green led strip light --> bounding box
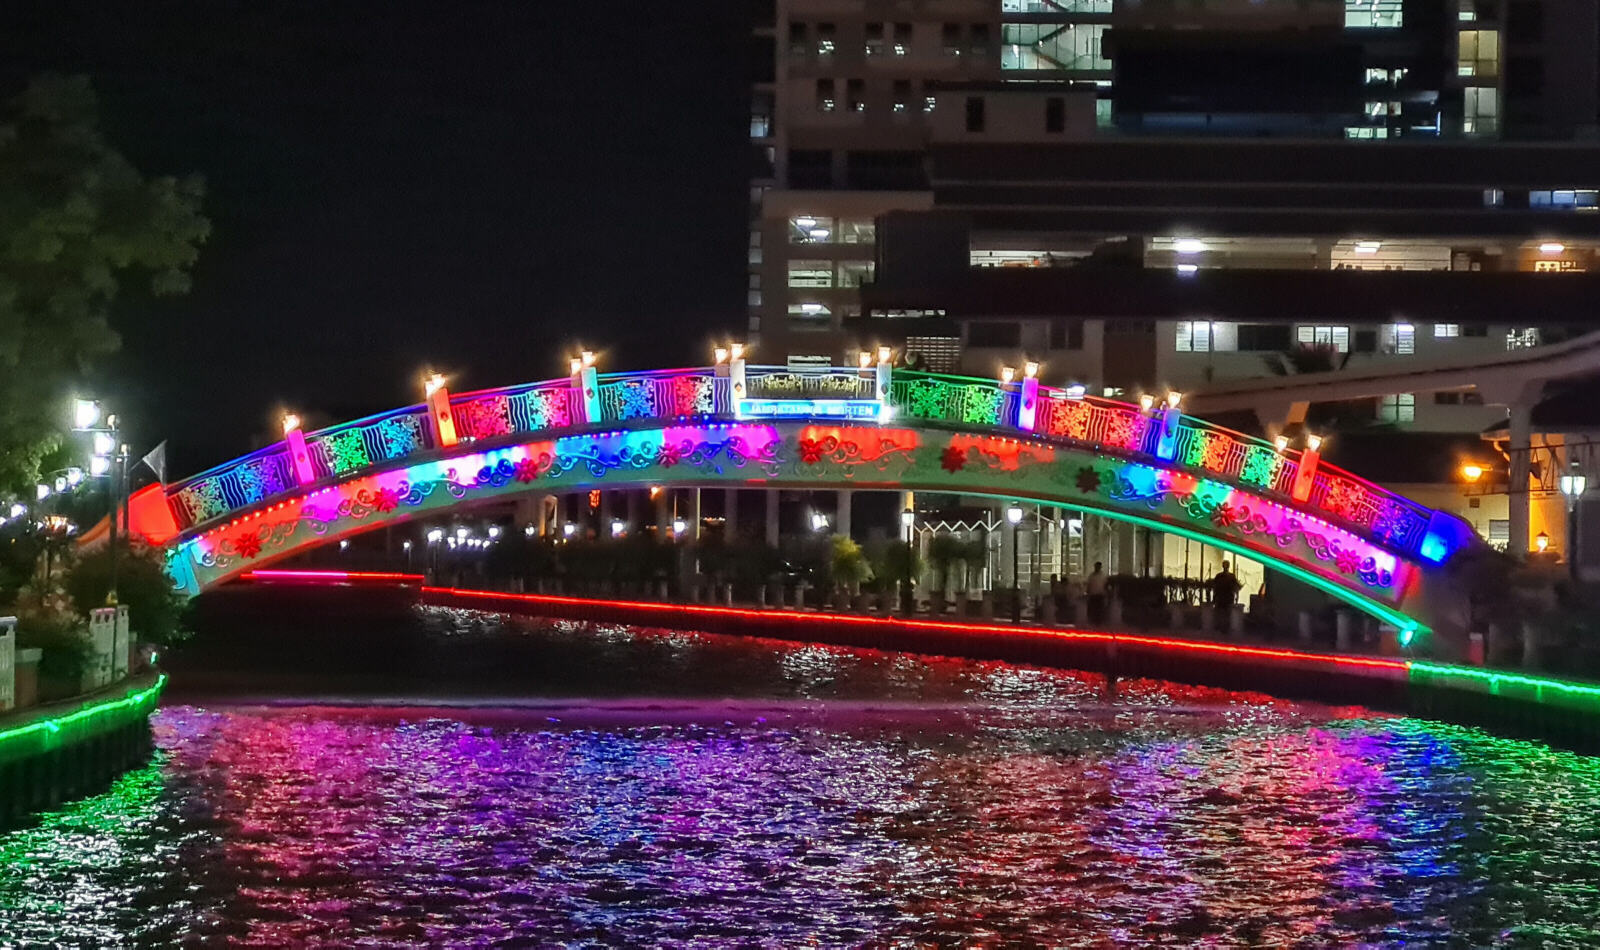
[0,674,167,766]
[964,490,1425,638]
[1409,661,1600,715]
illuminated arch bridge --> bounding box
[129,358,1477,646]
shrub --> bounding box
[63,541,193,647]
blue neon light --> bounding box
[737,398,884,421]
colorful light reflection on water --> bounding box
[3,614,1600,946]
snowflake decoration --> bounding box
[180,479,229,522]
[234,531,262,559]
[457,396,512,439]
[1239,446,1279,487]
[323,430,371,475]
[1321,478,1366,520]
[940,444,967,473]
[525,390,572,430]
[373,487,401,512]
[1183,432,1210,469]
[1047,400,1092,441]
[960,386,1004,425]
[616,381,657,420]
[375,415,423,460]
[1336,547,1362,575]
[513,458,544,482]
[904,381,947,419]
[234,458,288,504]
[670,375,715,415]
[1074,466,1102,494]
[1099,410,1145,450]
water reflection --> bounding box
[2,608,1598,945]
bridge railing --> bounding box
[163,364,1438,561]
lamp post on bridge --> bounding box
[900,506,915,616]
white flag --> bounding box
[140,441,168,485]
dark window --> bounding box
[1045,97,1065,133]
[846,78,864,112]
[1463,323,1489,337]
[787,149,832,188]
[815,78,835,112]
[1049,319,1083,350]
[942,22,961,54]
[965,96,986,132]
[788,22,807,55]
[1236,324,1292,351]
[1506,1,1543,43]
[1434,391,1461,405]
[1354,329,1379,353]
[968,321,1021,347]
[970,23,989,53]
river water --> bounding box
[4,598,1600,947]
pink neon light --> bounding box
[422,588,1410,675]
[243,570,425,583]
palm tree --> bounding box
[1261,342,1351,376]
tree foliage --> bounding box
[0,75,209,491]
[64,541,193,647]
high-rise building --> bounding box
[748,0,1600,365]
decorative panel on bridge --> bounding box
[143,365,1475,640]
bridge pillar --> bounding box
[626,490,641,533]
[836,489,852,540]
[765,490,780,548]
[724,489,739,539]
[655,489,670,539]
[1509,402,1533,559]
[690,488,702,540]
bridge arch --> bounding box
[132,366,1476,649]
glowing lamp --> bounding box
[487,525,502,539]
[1461,463,1484,483]
[281,413,301,436]
[9,503,25,519]
[339,539,350,551]
[1174,238,1205,255]
[1139,394,1155,412]
[54,476,66,493]
[1306,434,1323,452]
[424,373,447,397]
[672,518,688,536]
[810,511,828,532]
[66,468,83,487]
[1065,384,1086,399]
[524,525,537,537]
[1006,503,1023,525]
[88,455,111,478]
[1355,241,1381,254]
[426,528,444,544]
[610,519,626,538]
[455,527,469,542]
[563,522,578,538]
[93,431,116,456]
[570,357,583,375]
[402,540,413,551]
[73,398,101,429]
[1001,366,1016,384]
[900,508,915,529]
[877,345,892,364]
[1398,627,1416,649]
[1024,361,1039,379]
[730,343,745,361]
[1536,531,1550,553]
[582,351,596,368]
[1274,435,1290,453]
[35,483,49,501]
[1540,242,1566,254]
[858,350,873,368]
[1559,464,1587,501]
[1166,391,1182,409]
[714,346,730,365]
[1176,263,1198,275]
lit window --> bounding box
[836,260,875,288]
[1483,188,1504,207]
[1175,322,1238,353]
[1000,22,1108,71]
[1297,325,1351,352]
[788,216,834,244]
[1346,0,1403,28]
[1458,30,1499,77]
[1382,323,1415,355]
[787,261,833,288]
[1434,323,1461,338]
[1506,328,1540,350]
[1531,189,1600,210]
[838,219,875,244]
[1378,393,1416,423]
[924,95,937,112]
[788,302,832,321]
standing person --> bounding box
[1086,561,1108,625]
[1211,561,1242,612]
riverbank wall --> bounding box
[0,673,166,827]
[422,587,1600,752]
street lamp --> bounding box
[1559,461,1587,580]
[1006,502,1024,622]
[74,398,127,604]
[810,511,829,533]
[611,518,626,538]
[900,506,915,616]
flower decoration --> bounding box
[234,531,262,559]
[940,444,967,474]
[1074,466,1101,494]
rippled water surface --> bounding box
[5,603,1600,947]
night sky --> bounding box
[1,1,752,473]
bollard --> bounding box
[1296,610,1314,645]
[1467,632,1486,666]
[722,584,734,607]
[1335,610,1354,652]
[979,592,995,620]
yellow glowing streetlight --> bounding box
[1461,463,1485,483]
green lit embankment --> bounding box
[0,673,166,826]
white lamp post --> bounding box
[1006,503,1024,622]
[1559,461,1588,581]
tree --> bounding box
[0,75,209,492]
[63,541,192,647]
